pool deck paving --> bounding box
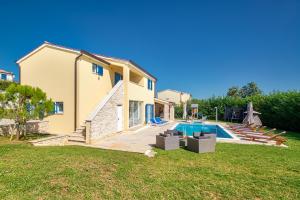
[88,121,286,154]
[90,122,177,153]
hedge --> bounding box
[182,91,300,132]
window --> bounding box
[54,102,64,114]
[114,72,123,85]
[1,74,7,80]
[147,79,153,90]
[92,63,103,76]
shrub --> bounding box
[0,80,16,91]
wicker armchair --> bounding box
[156,134,180,150]
[187,133,216,153]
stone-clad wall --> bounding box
[89,83,124,140]
[0,119,49,136]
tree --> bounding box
[1,84,53,140]
[239,82,262,98]
[174,104,183,119]
[227,86,239,97]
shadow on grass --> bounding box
[23,133,52,140]
[285,131,300,141]
[0,133,52,144]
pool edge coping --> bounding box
[171,121,241,142]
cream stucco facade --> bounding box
[17,42,156,136]
[157,89,191,105]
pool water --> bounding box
[175,123,233,139]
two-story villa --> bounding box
[17,42,161,143]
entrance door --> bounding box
[117,105,123,131]
[145,104,154,124]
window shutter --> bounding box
[98,66,103,76]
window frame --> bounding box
[92,63,103,76]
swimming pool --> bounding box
[175,123,233,139]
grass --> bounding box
[0,132,299,199]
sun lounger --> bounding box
[155,117,167,124]
[228,123,261,129]
[229,124,247,128]
[243,131,286,145]
[230,126,259,131]
[236,128,276,135]
[230,125,265,133]
[150,118,165,126]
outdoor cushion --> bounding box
[193,132,204,139]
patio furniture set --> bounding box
[156,129,216,153]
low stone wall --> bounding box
[87,82,124,141]
[30,135,67,146]
[0,119,49,136]
[26,120,49,134]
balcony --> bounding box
[129,70,144,87]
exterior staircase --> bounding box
[67,80,123,144]
[67,126,86,143]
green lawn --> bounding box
[0,132,300,200]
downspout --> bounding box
[74,53,82,131]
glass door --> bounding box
[129,101,141,127]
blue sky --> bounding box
[0,0,299,98]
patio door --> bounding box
[145,104,154,124]
[129,101,141,127]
